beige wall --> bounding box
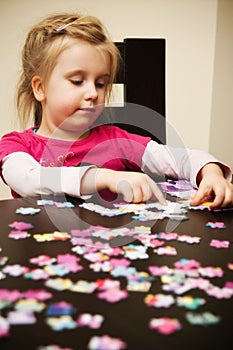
[209,0,233,167]
[0,0,232,199]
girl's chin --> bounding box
[62,115,99,129]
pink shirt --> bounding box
[0,124,150,173]
[1,124,231,200]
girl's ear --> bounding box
[31,76,45,102]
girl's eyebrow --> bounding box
[67,69,110,78]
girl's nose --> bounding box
[84,82,98,101]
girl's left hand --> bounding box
[190,163,233,208]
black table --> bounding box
[0,193,233,350]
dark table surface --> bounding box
[0,193,233,350]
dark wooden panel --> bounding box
[124,38,166,117]
[113,39,166,144]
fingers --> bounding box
[117,174,167,205]
[190,181,233,209]
[208,188,226,208]
[147,177,167,205]
[117,180,134,202]
[189,186,210,206]
[117,179,147,203]
[224,184,233,207]
[209,184,233,208]
[132,179,152,203]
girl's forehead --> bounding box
[58,38,109,59]
[55,39,111,71]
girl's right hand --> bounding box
[81,168,167,205]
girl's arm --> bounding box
[2,151,167,204]
[2,152,94,198]
[80,166,167,204]
[142,140,233,208]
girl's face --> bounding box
[33,39,111,140]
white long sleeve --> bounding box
[2,152,94,198]
[142,140,232,188]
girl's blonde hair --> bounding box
[17,12,120,127]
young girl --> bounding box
[0,12,232,208]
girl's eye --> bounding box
[70,80,83,86]
[96,81,107,89]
